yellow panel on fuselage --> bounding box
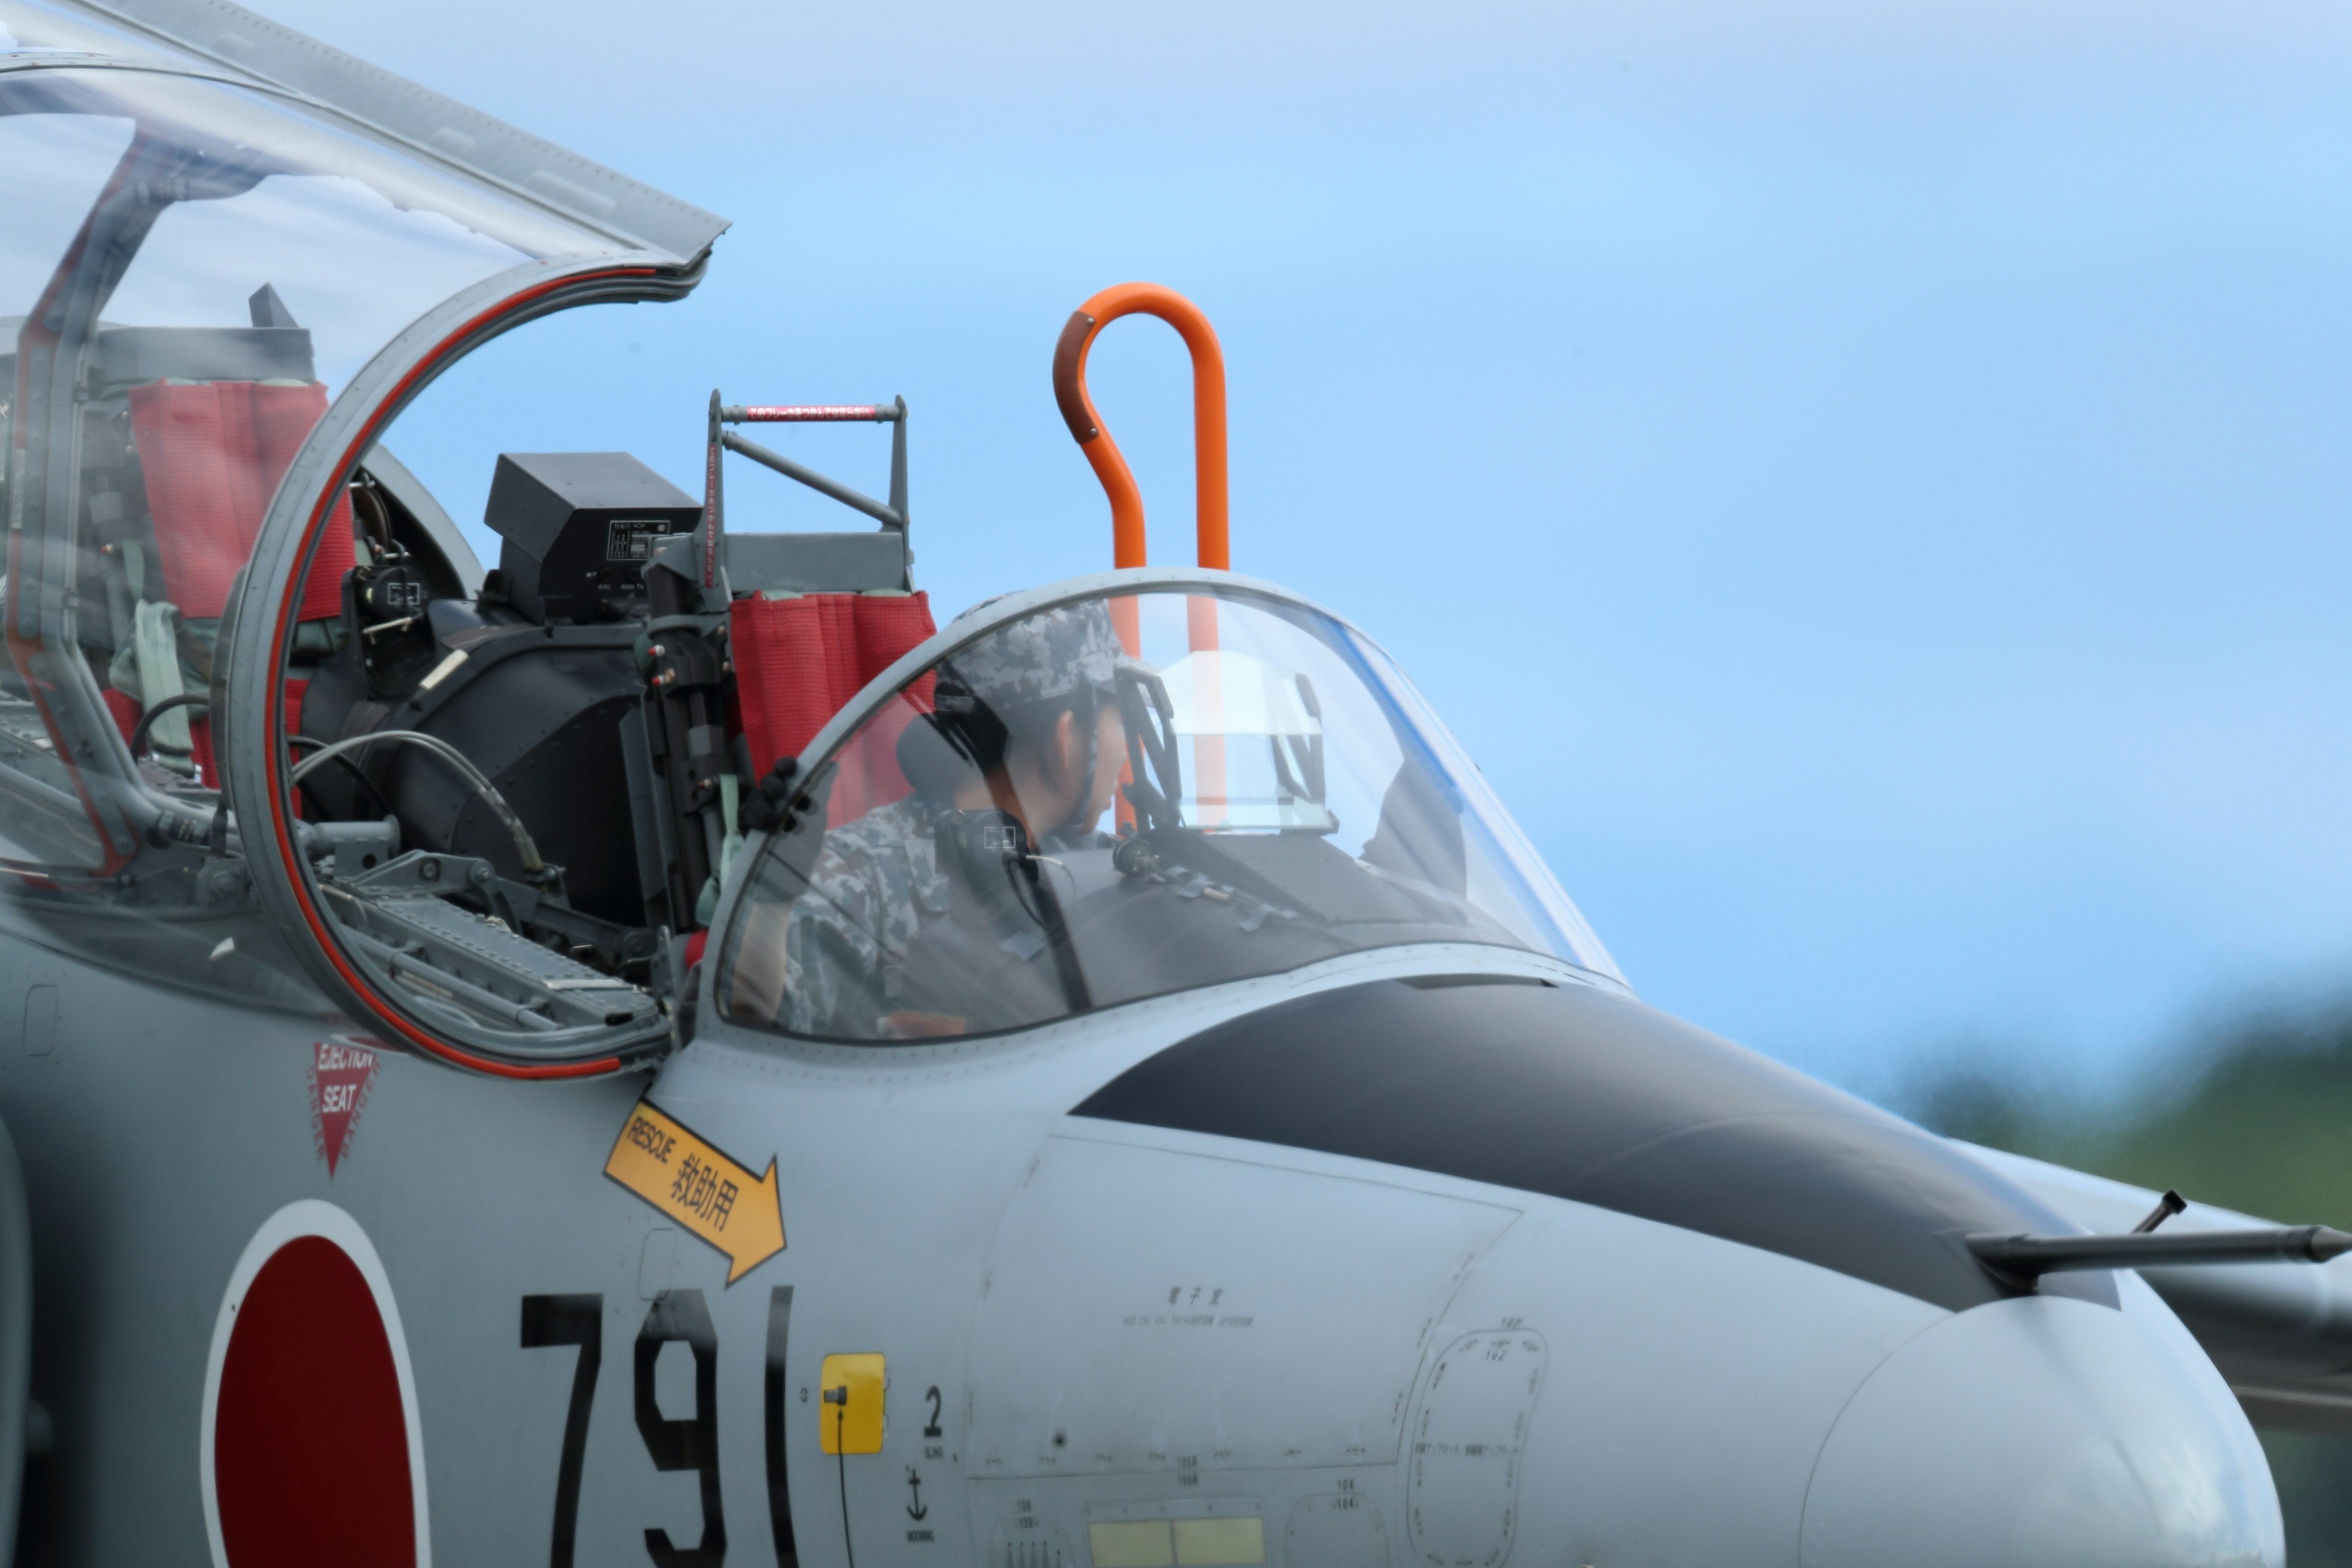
[818,1352,886,1453]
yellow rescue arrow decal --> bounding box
[604,1099,785,1283]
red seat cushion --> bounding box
[127,380,355,622]
[730,592,937,824]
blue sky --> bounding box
[267,0,2352,1096]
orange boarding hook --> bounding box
[1052,283,1231,571]
[1054,283,1232,827]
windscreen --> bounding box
[720,584,1620,1041]
[0,47,616,1001]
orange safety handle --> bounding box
[1052,283,1230,570]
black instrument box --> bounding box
[485,452,700,622]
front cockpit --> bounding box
[718,579,1621,1042]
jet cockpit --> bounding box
[0,1,1620,1078]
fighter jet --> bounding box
[0,3,2345,1566]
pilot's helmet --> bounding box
[937,598,1137,713]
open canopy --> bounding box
[0,0,723,1057]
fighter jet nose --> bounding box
[1801,1284,2282,1568]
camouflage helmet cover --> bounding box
[937,597,1136,711]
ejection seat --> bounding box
[648,397,940,962]
[87,284,356,782]
[704,395,934,793]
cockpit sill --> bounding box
[683,938,1628,1086]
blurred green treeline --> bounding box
[1893,1003,2352,1562]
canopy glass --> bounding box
[720,581,1621,1042]
[0,12,646,1017]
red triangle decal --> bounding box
[311,1039,380,1178]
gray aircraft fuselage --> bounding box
[0,921,2280,1567]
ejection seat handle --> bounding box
[1052,284,1231,571]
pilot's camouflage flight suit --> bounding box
[779,598,1134,1036]
[782,793,951,1036]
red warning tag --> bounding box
[311,1039,380,1177]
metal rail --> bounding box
[694,392,911,597]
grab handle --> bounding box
[1052,283,1230,570]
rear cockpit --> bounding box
[0,1,725,1063]
[0,341,935,1054]
[0,13,933,1054]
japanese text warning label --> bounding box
[603,1099,785,1283]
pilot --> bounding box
[775,600,1133,1038]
